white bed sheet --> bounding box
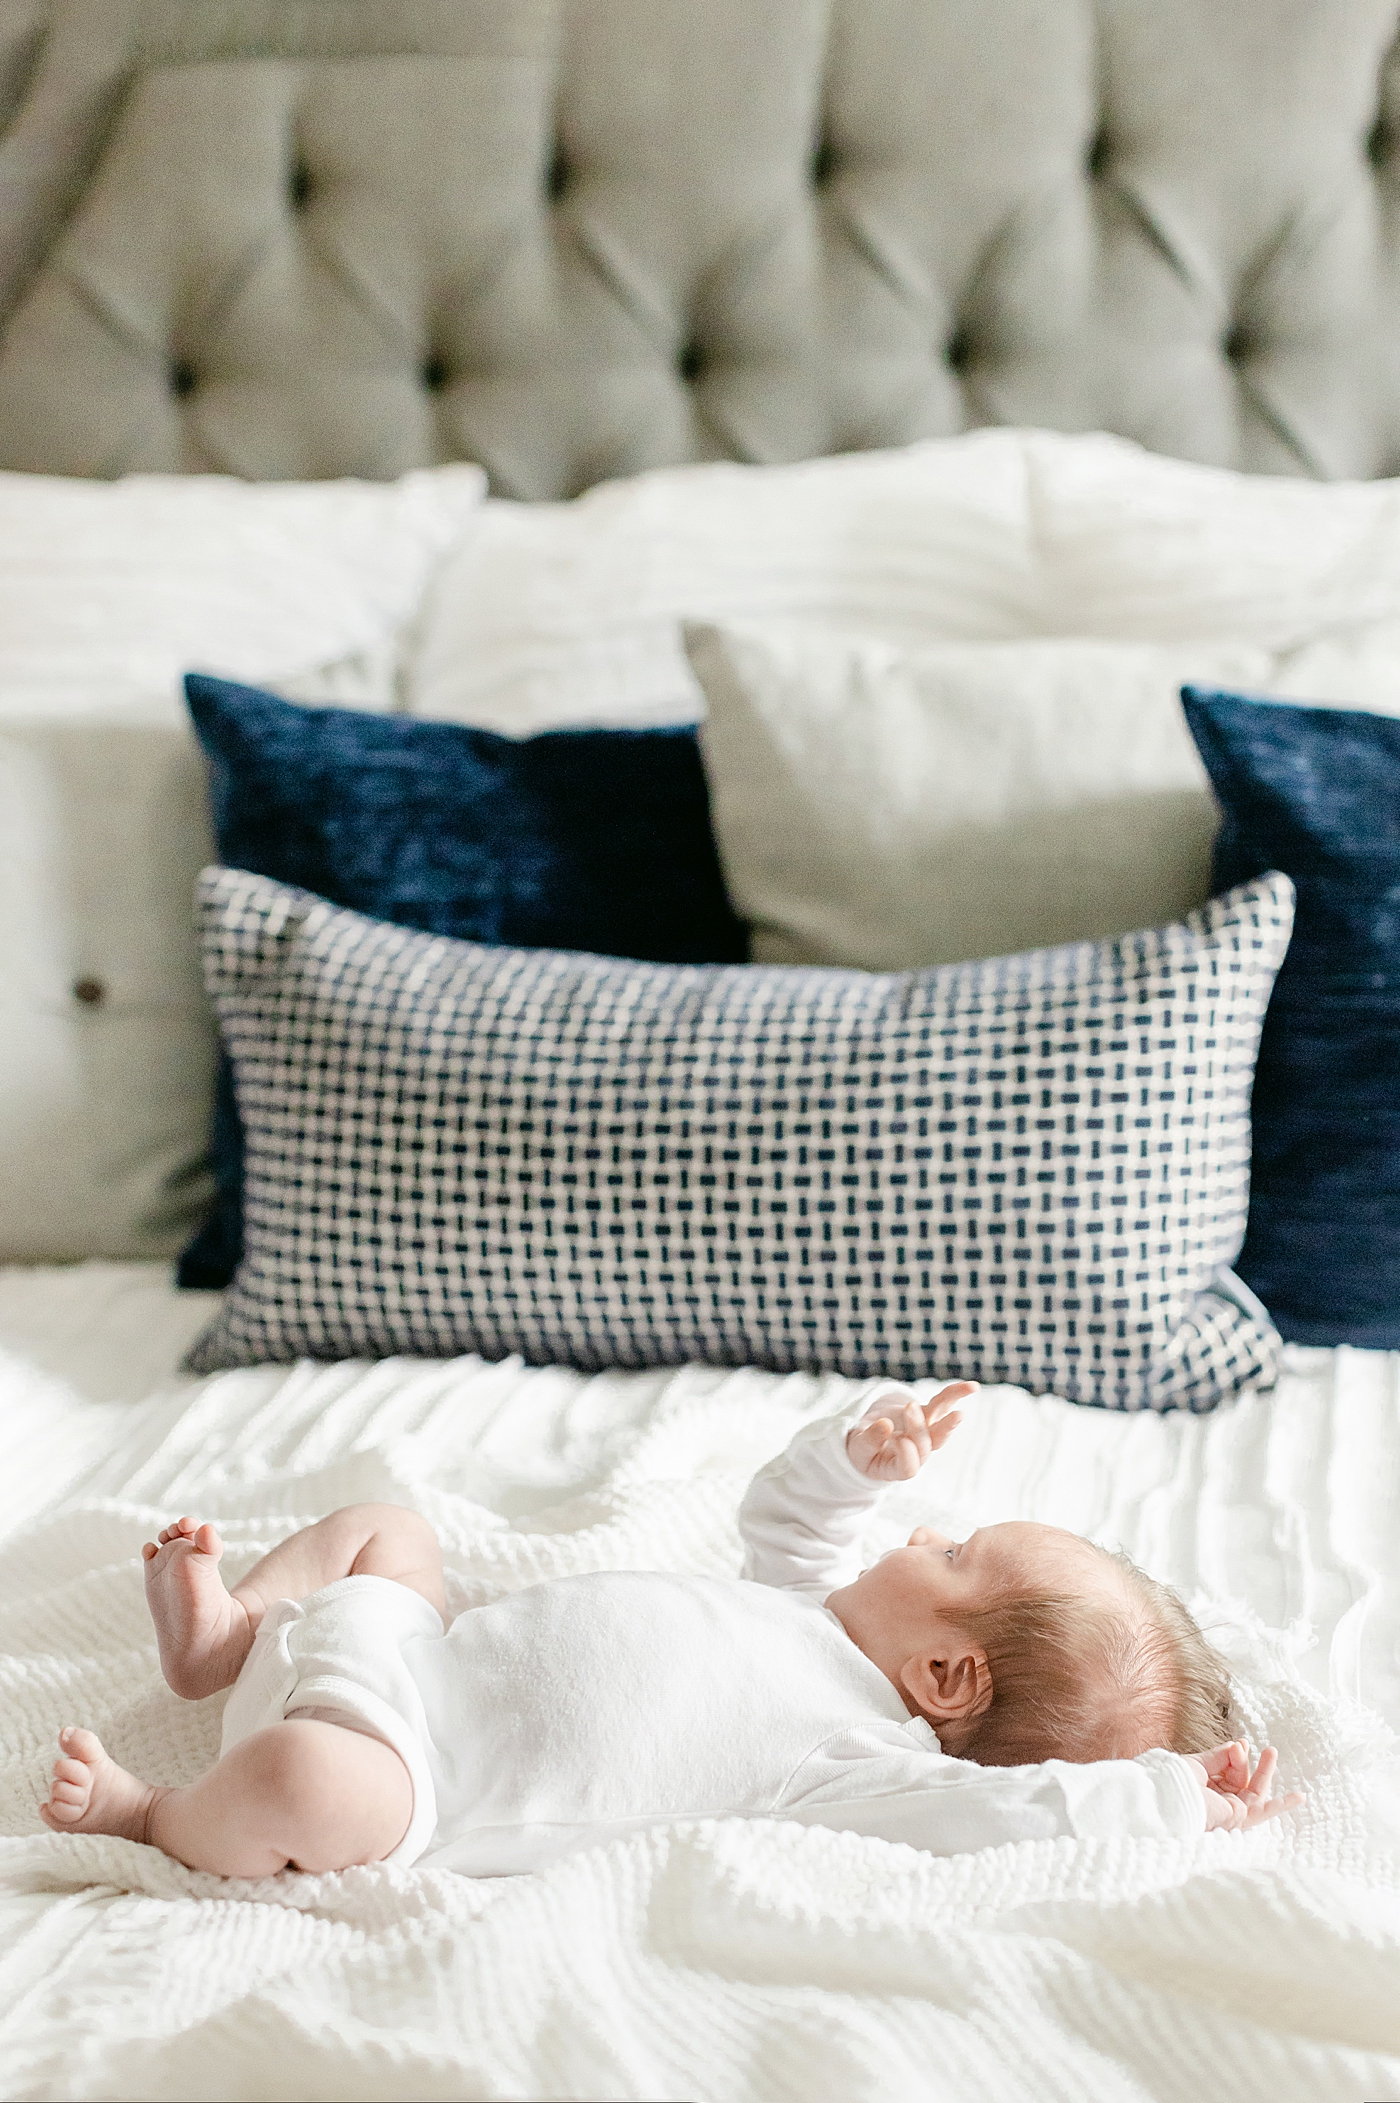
[0,1261,1397,2102]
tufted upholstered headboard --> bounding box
[0,0,1398,494]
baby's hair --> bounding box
[943,1549,1233,1768]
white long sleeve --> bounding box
[777,1727,1207,1851]
[738,1386,906,1598]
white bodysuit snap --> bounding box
[220,1389,1206,1874]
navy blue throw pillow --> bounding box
[1182,687,1400,1347]
[178,674,747,1290]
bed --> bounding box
[1,4,1399,2099]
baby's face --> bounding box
[826,1519,1117,1680]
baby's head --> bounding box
[827,1520,1231,1765]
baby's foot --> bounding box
[142,1517,254,1699]
[40,1726,163,1845]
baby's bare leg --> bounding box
[42,1721,413,1877]
[233,1504,446,1626]
[144,1504,445,1701]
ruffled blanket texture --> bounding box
[0,1265,1397,2102]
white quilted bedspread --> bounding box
[0,1263,1398,2103]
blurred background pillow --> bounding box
[690,615,1400,972]
[1183,687,1400,1348]
[689,624,1273,968]
[0,466,484,1264]
[0,465,483,720]
[404,430,1045,733]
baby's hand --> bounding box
[845,1382,976,1482]
[1187,1741,1303,1831]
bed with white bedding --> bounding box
[0,1266,1397,2100]
[4,2,1400,2098]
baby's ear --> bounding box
[901,1640,992,1729]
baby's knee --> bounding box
[344,1506,442,1587]
[235,1721,337,1829]
[326,1502,436,1554]
[231,1720,413,1871]
[323,1499,412,1531]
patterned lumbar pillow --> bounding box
[186,866,1294,1410]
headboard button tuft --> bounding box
[946,329,972,373]
[678,341,705,384]
[169,360,197,400]
[1367,117,1391,167]
[422,354,450,393]
[290,159,314,209]
[546,148,569,201]
[811,136,837,188]
[1087,130,1111,178]
[1224,325,1251,363]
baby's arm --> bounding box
[738,1382,973,1597]
[779,1734,1297,1854]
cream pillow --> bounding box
[0,465,486,1263]
[688,624,1284,970]
[0,719,217,1258]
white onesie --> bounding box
[220,1390,1207,1874]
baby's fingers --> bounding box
[879,1430,927,1480]
[847,1417,920,1479]
[846,1418,894,1471]
[899,1400,933,1462]
[1246,1746,1278,1796]
[1199,1739,1249,1791]
[1244,1790,1303,1829]
[923,1384,975,1447]
[928,1382,977,1417]
[1237,1746,1302,1829]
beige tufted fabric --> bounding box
[0,0,1397,491]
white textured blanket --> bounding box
[1,1263,1398,2102]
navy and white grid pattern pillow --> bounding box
[187,866,1294,1410]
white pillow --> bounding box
[1263,620,1400,713]
[0,465,486,1263]
[405,427,1400,739]
[404,429,1043,733]
[0,465,484,718]
[688,624,1285,970]
[1026,431,1400,645]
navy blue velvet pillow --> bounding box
[178,674,747,1290]
[1182,687,1400,1347]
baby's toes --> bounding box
[45,1768,91,1817]
[58,1726,105,1764]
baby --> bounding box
[41,1381,1298,1876]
